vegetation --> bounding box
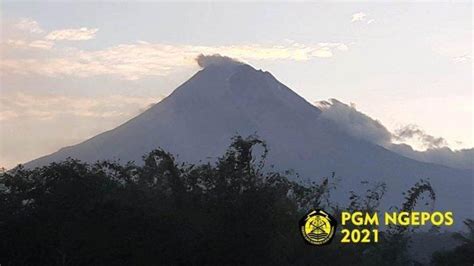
[431,219,474,265]
[0,136,471,265]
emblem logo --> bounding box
[299,209,337,245]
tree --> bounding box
[431,219,474,266]
[0,136,466,266]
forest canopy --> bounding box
[0,136,472,266]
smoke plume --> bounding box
[393,124,447,149]
[315,99,473,170]
[196,54,243,68]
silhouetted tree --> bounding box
[431,219,474,266]
[0,136,468,266]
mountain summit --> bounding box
[26,56,472,225]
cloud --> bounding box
[351,12,367,22]
[5,39,27,47]
[2,18,96,53]
[15,18,44,33]
[2,41,350,80]
[196,54,243,68]
[431,36,471,62]
[389,144,473,170]
[3,18,350,76]
[0,92,164,169]
[316,99,392,146]
[0,92,162,121]
[366,19,375,24]
[28,40,55,49]
[453,54,471,63]
[351,12,375,25]
[3,39,54,50]
[316,99,449,150]
[45,27,99,41]
[315,99,472,170]
[392,124,447,149]
[311,47,332,58]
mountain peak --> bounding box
[171,56,321,119]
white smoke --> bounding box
[392,124,447,149]
[195,54,243,68]
[316,99,473,170]
[316,99,392,146]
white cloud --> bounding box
[3,39,54,50]
[431,31,471,63]
[0,92,162,121]
[5,39,27,47]
[1,41,349,80]
[351,12,375,25]
[311,47,333,58]
[3,20,350,80]
[453,54,471,63]
[15,18,44,33]
[351,12,367,22]
[3,18,92,53]
[318,42,349,51]
[45,27,99,41]
[0,92,164,168]
[29,40,55,49]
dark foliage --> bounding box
[0,136,471,265]
[431,219,474,266]
[0,136,337,265]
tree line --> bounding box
[0,136,472,265]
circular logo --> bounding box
[299,209,337,246]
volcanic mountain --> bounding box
[26,58,472,225]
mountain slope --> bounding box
[26,61,473,226]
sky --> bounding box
[0,1,472,168]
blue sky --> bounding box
[0,1,472,168]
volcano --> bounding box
[26,57,472,225]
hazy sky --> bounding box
[0,2,472,168]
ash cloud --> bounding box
[393,124,447,149]
[316,99,473,170]
[316,99,392,146]
[196,54,243,68]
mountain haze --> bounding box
[26,57,472,225]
